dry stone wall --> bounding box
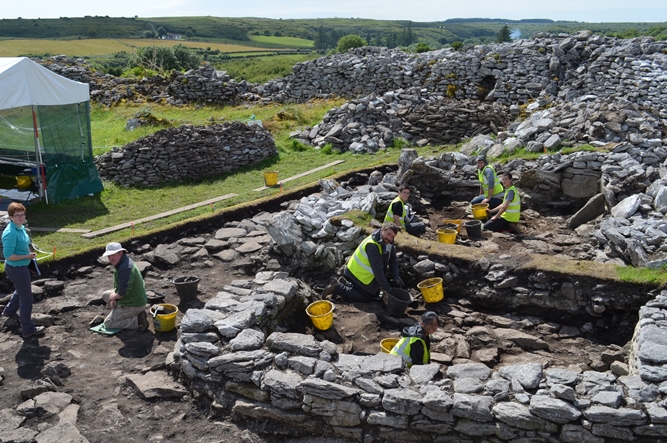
[265,31,667,111]
[94,122,277,187]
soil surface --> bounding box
[0,200,614,443]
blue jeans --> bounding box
[4,265,37,336]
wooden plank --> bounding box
[81,193,237,239]
[253,160,346,191]
[29,227,92,233]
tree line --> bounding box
[313,23,418,51]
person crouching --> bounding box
[390,311,439,367]
[100,242,148,331]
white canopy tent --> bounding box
[0,57,89,109]
[0,57,102,203]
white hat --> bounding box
[102,242,127,257]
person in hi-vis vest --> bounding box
[484,172,521,234]
[470,156,504,210]
[322,222,404,303]
[383,184,426,237]
[390,311,439,367]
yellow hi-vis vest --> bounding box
[346,235,382,285]
[390,336,430,367]
[500,185,521,223]
[477,165,504,198]
[384,196,406,229]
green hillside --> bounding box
[0,16,664,49]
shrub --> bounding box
[390,138,409,149]
[173,44,202,70]
[415,42,430,53]
[288,139,310,152]
[121,66,158,78]
[337,34,367,53]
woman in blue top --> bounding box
[2,202,44,338]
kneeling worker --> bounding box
[390,311,439,367]
[99,242,149,331]
[384,185,426,237]
[322,222,404,302]
[484,172,521,234]
[471,156,504,210]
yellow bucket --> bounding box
[263,171,279,187]
[472,203,489,220]
[436,228,457,244]
[16,176,32,190]
[417,277,444,303]
[381,338,399,354]
[306,300,334,330]
[150,303,178,332]
[443,219,463,234]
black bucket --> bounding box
[173,276,200,301]
[386,288,411,317]
[464,220,483,238]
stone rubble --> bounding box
[93,121,278,187]
[42,31,667,156]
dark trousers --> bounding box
[406,221,426,237]
[471,195,503,210]
[4,265,37,335]
[484,217,512,232]
[334,275,380,303]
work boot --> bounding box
[137,310,149,332]
[321,281,337,300]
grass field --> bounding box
[249,35,314,48]
[0,38,276,57]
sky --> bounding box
[1,0,665,23]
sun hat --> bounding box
[476,155,487,163]
[102,242,127,257]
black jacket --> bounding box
[401,323,431,365]
[344,229,399,295]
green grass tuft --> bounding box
[616,265,667,286]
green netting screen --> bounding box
[38,101,103,203]
[0,102,103,203]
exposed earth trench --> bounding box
[0,172,641,443]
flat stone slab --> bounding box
[125,372,188,400]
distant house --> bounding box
[161,34,182,40]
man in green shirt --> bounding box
[100,242,148,331]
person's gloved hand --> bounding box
[392,276,405,287]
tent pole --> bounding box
[31,106,49,204]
